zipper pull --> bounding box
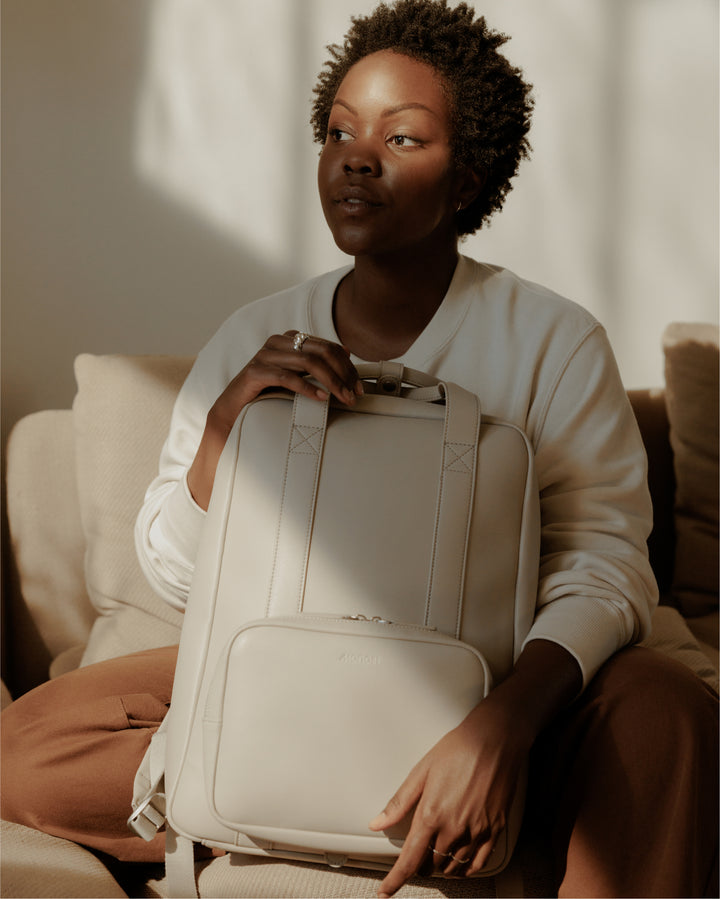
[343,614,393,624]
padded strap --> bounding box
[424,383,481,637]
[266,392,329,616]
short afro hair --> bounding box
[310,0,533,235]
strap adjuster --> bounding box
[127,791,166,841]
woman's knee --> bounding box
[590,646,718,722]
[579,646,719,786]
[0,676,87,827]
[0,648,176,834]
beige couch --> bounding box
[2,323,718,898]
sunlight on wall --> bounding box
[462,0,719,386]
[134,0,718,386]
[134,0,298,268]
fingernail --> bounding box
[368,812,386,830]
[316,389,329,401]
[355,381,364,396]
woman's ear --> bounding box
[454,166,486,212]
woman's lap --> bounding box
[526,645,719,897]
[2,642,717,891]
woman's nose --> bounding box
[342,140,381,176]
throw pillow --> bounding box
[73,354,194,666]
[663,323,719,616]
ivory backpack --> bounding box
[130,362,540,897]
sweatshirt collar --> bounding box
[308,254,476,367]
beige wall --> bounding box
[2,0,718,448]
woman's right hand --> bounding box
[187,331,362,510]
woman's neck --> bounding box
[334,243,459,361]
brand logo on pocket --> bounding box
[338,652,381,666]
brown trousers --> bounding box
[1,644,717,897]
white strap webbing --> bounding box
[165,825,199,898]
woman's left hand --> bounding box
[368,691,532,897]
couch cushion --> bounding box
[139,851,546,898]
[142,854,499,899]
[626,388,675,596]
[686,611,719,685]
[0,820,127,898]
[663,323,719,616]
[640,606,718,693]
[72,354,193,666]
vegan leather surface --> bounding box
[164,363,540,875]
[203,616,491,852]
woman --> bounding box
[3,2,718,896]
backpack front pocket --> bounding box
[203,615,491,856]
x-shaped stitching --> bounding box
[290,425,322,455]
[444,442,473,474]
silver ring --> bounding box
[450,853,470,864]
[293,331,310,352]
[431,848,451,858]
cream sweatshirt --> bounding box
[135,255,658,686]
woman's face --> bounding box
[317,50,461,259]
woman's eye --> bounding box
[328,128,352,143]
[389,134,421,148]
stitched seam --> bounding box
[290,425,322,454]
[290,412,326,613]
[265,401,298,616]
[454,399,478,637]
[418,259,479,368]
[534,322,601,446]
[444,442,474,473]
[425,388,452,627]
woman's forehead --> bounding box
[332,50,450,121]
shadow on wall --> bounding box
[0,0,313,450]
[0,0,322,693]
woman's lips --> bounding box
[332,186,384,213]
[336,197,382,213]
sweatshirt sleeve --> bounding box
[134,335,230,610]
[133,278,320,609]
[523,323,658,686]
